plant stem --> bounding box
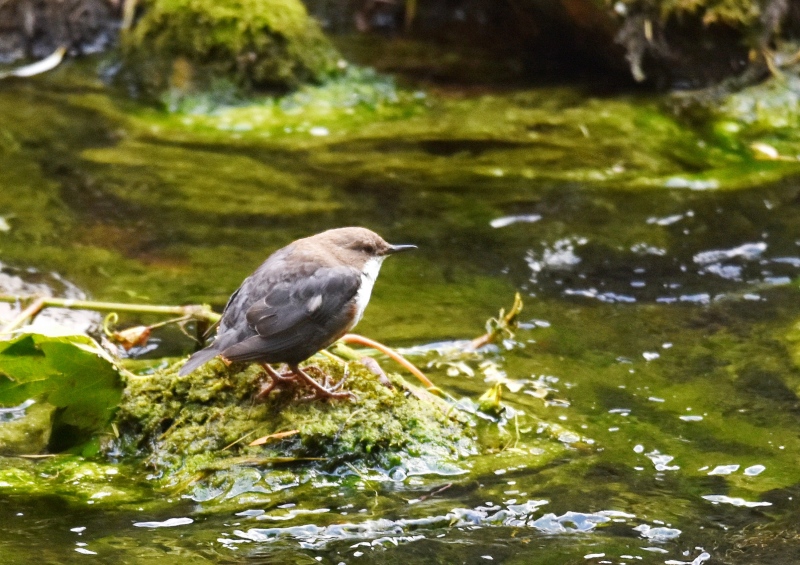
[0,297,47,333]
[339,333,436,389]
[0,294,221,329]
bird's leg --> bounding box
[289,365,355,400]
[256,363,353,401]
[303,365,331,388]
[256,363,279,400]
[256,377,276,399]
[328,365,349,392]
[256,363,298,400]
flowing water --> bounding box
[2,62,800,564]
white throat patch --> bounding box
[352,256,386,326]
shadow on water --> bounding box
[1,64,800,564]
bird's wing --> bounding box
[246,265,361,336]
[219,265,361,362]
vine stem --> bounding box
[339,333,435,389]
[0,294,220,333]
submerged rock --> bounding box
[121,0,341,99]
[0,401,55,456]
[113,357,475,492]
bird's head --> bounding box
[313,227,416,269]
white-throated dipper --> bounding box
[178,227,416,398]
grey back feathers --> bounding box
[178,227,401,376]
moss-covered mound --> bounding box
[113,358,475,487]
[121,0,340,98]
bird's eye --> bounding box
[362,244,375,254]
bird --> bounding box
[178,227,416,399]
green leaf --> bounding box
[0,333,123,442]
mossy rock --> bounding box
[0,402,56,456]
[121,0,341,98]
[113,357,475,491]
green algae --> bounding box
[713,73,800,138]
[160,65,426,131]
[6,61,800,355]
[114,357,476,488]
[0,455,150,506]
[784,316,800,376]
[2,60,800,558]
[122,0,341,98]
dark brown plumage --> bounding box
[179,228,415,386]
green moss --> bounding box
[608,0,763,27]
[122,0,341,98]
[0,403,56,456]
[113,357,475,489]
[674,72,800,172]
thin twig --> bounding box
[339,333,435,389]
[319,349,347,365]
[1,297,47,333]
[415,482,453,503]
[248,429,300,447]
[0,294,220,322]
[121,0,138,30]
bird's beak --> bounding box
[386,244,417,254]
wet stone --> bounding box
[111,357,476,495]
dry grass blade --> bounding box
[249,429,300,446]
[0,46,67,79]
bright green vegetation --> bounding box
[2,65,800,317]
[0,333,123,453]
[0,455,145,506]
[714,73,800,144]
[122,0,340,99]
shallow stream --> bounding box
[1,63,800,564]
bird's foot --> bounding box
[255,378,277,399]
[256,364,297,400]
[257,363,354,401]
[304,365,349,392]
[292,365,355,401]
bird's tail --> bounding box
[178,346,221,376]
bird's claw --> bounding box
[255,378,276,400]
[258,363,353,402]
[274,371,298,382]
[293,365,354,401]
